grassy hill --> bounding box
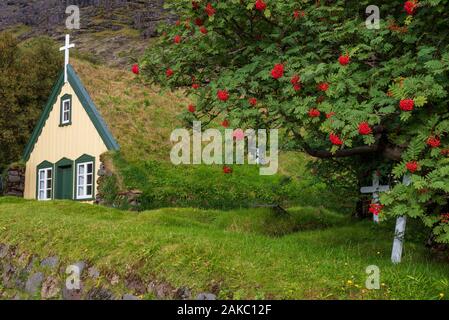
[0,197,448,300]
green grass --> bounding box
[113,153,349,211]
[0,197,448,300]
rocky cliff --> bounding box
[0,0,176,66]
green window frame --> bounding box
[74,154,96,201]
[36,161,54,201]
[60,94,72,126]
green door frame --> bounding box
[55,158,74,200]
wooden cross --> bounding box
[59,34,75,83]
[391,174,412,264]
[360,172,390,223]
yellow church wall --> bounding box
[24,82,108,200]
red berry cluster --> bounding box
[338,54,350,66]
[404,1,418,15]
[308,108,320,118]
[399,99,414,111]
[330,133,343,146]
[131,64,139,75]
[369,203,384,216]
[406,161,419,173]
[217,90,230,102]
[317,82,329,92]
[249,98,257,106]
[293,10,305,19]
[187,104,196,113]
[205,3,216,16]
[291,75,301,91]
[192,11,208,34]
[427,136,441,148]
[166,68,174,78]
[358,122,372,135]
[271,64,284,79]
[221,119,230,128]
[326,112,335,119]
[174,35,182,44]
[223,166,233,174]
[255,0,267,11]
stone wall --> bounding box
[0,243,217,300]
[4,166,25,198]
[95,159,114,206]
[96,154,143,210]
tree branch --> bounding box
[302,141,380,159]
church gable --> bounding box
[23,64,119,162]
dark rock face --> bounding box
[0,1,176,66]
[0,0,175,38]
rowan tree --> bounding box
[141,0,449,243]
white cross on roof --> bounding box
[59,34,75,83]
